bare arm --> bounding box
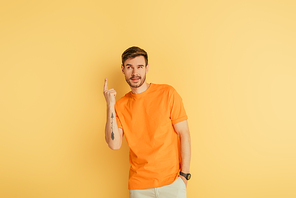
[174,120,191,186]
[103,78,123,150]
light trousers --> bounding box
[129,177,187,198]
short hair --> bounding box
[121,46,148,66]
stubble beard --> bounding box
[125,74,146,88]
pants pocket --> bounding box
[178,177,187,189]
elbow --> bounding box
[108,143,121,150]
[105,133,122,150]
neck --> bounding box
[131,82,150,94]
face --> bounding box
[121,56,149,88]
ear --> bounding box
[146,64,149,73]
[121,65,125,74]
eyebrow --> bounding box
[126,64,145,67]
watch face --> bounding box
[187,174,191,180]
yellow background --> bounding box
[1,0,296,197]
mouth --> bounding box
[131,77,140,82]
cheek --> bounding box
[124,71,132,77]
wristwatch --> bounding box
[179,171,191,180]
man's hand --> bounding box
[179,175,188,187]
[103,78,116,107]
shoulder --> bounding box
[115,92,131,109]
[153,84,184,103]
[152,83,176,93]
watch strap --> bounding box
[179,171,191,180]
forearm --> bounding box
[180,130,191,173]
[105,105,122,150]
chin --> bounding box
[131,83,142,88]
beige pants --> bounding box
[129,177,187,198]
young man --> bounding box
[103,46,191,198]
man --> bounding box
[103,46,191,198]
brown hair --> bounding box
[121,46,148,66]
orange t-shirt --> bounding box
[115,83,188,190]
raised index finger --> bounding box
[104,78,108,91]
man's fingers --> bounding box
[103,79,116,99]
[104,78,108,91]
[107,89,116,95]
[103,89,116,96]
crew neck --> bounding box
[130,83,153,98]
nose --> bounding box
[132,68,138,76]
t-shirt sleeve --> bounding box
[170,88,188,125]
[115,104,123,129]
